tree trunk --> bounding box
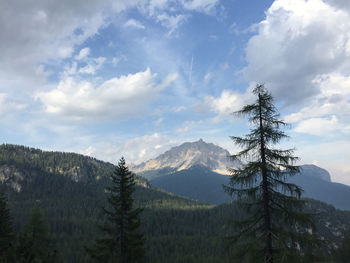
[258,92,273,263]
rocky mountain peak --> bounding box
[132,139,239,174]
[300,164,332,182]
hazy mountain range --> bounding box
[133,139,350,210]
[1,143,350,262]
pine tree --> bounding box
[224,85,318,263]
[87,157,145,263]
[0,192,16,263]
[335,232,350,262]
[17,207,60,263]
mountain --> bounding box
[1,144,350,262]
[137,140,350,210]
[151,165,232,204]
[132,139,240,179]
[288,168,350,211]
[0,144,149,191]
[298,164,331,182]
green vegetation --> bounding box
[225,85,320,262]
[87,157,145,262]
[17,208,60,262]
[0,192,16,262]
[0,144,350,262]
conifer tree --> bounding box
[17,207,60,263]
[87,157,145,263]
[0,192,16,263]
[224,85,318,263]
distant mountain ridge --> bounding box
[299,164,331,182]
[1,143,350,262]
[134,140,350,210]
[0,144,149,191]
[132,139,240,179]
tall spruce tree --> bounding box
[0,192,16,263]
[87,157,145,263]
[224,85,318,263]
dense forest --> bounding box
[1,144,350,262]
[0,145,350,262]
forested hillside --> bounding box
[1,145,350,262]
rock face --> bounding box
[0,165,26,192]
[132,139,240,175]
[299,164,331,182]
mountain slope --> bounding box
[0,144,350,262]
[132,139,240,179]
[289,172,350,211]
[150,163,350,210]
[138,141,350,210]
[151,165,231,204]
[0,144,149,190]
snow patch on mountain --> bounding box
[131,139,240,175]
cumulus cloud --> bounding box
[78,57,106,75]
[80,133,175,164]
[0,0,117,81]
[35,69,177,121]
[0,0,220,96]
[293,115,350,136]
[284,73,350,136]
[243,0,350,104]
[202,87,255,122]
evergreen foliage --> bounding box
[224,85,319,262]
[334,232,350,262]
[1,144,348,262]
[87,157,145,263]
[17,207,60,263]
[0,192,16,263]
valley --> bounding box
[1,143,350,262]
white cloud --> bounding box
[244,0,350,104]
[138,149,147,158]
[78,57,106,75]
[285,73,350,136]
[180,0,220,13]
[153,117,164,126]
[0,0,221,84]
[204,73,212,82]
[293,115,350,136]
[35,69,177,121]
[176,126,191,133]
[111,57,120,66]
[203,87,255,122]
[0,0,116,82]
[175,120,202,133]
[124,19,145,29]
[0,94,26,118]
[295,140,350,185]
[80,133,176,164]
[156,13,188,35]
[74,48,90,60]
[159,72,179,89]
[174,106,187,112]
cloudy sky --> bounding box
[1,0,350,185]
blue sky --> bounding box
[1,0,350,185]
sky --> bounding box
[1,0,350,185]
